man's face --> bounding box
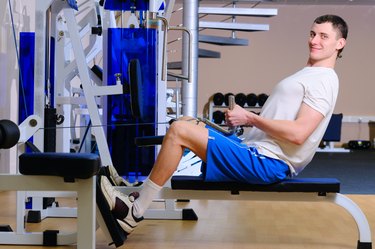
[308,22,346,66]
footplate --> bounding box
[96,175,127,247]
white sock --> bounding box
[133,178,162,218]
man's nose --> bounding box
[310,35,320,44]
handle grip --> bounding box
[227,95,236,134]
[228,95,235,110]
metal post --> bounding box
[34,0,55,151]
[182,0,198,117]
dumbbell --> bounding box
[224,93,234,106]
[258,93,269,106]
[0,119,20,149]
[212,92,224,106]
[212,110,225,124]
[246,93,258,107]
[235,93,247,107]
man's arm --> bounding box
[226,103,324,145]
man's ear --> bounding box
[337,38,346,51]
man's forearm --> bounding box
[251,115,306,145]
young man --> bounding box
[99,14,348,234]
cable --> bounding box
[40,121,170,130]
[8,0,28,118]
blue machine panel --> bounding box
[67,0,78,10]
[104,0,164,11]
[107,28,157,176]
[49,37,55,107]
[19,32,35,123]
[19,33,56,121]
[19,32,57,153]
[104,0,150,11]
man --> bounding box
[99,14,348,235]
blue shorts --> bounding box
[202,127,290,184]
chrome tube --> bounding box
[167,26,192,82]
[182,0,198,117]
[155,16,168,81]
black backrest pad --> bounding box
[171,175,340,193]
[19,153,101,180]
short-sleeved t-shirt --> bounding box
[242,67,339,176]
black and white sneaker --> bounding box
[99,165,142,187]
[99,175,144,234]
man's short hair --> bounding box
[314,15,348,58]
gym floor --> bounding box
[0,190,374,249]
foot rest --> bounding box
[171,176,340,194]
[19,153,101,182]
[96,175,127,247]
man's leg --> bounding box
[149,118,209,186]
[132,118,209,218]
[100,117,209,233]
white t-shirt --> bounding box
[242,67,339,176]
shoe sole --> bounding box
[96,175,128,247]
[99,176,138,234]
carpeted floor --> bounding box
[296,150,375,194]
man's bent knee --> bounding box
[167,120,207,144]
[178,116,195,121]
[165,120,209,160]
[176,116,206,127]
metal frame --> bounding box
[132,186,372,247]
[0,175,96,249]
[22,0,104,225]
[15,1,116,240]
[119,152,371,247]
[14,1,171,245]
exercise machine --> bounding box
[0,118,100,248]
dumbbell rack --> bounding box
[207,100,261,125]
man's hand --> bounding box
[225,104,256,127]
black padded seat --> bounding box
[19,153,101,182]
[171,175,340,194]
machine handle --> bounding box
[167,26,192,83]
[155,16,192,83]
[227,95,236,134]
[228,95,235,110]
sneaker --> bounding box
[99,175,144,234]
[99,165,142,187]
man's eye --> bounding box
[321,34,328,39]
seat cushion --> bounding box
[19,152,101,182]
[171,175,340,193]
